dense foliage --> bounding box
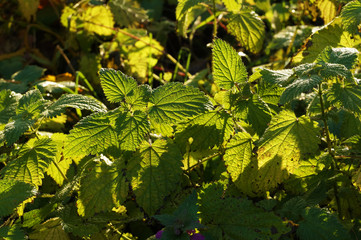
[1,0,361,239]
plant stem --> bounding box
[318,84,342,218]
[212,0,218,39]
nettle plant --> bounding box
[1,38,361,239]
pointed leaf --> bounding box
[256,110,320,189]
[99,68,137,103]
[148,83,210,124]
[222,0,242,12]
[44,94,107,118]
[125,84,151,111]
[128,139,183,215]
[260,68,293,86]
[327,83,361,115]
[0,179,37,218]
[212,39,248,90]
[174,111,234,152]
[340,0,361,33]
[115,110,150,151]
[227,11,265,53]
[64,112,118,159]
[0,90,21,124]
[176,0,209,19]
[2,137,57,186]
[224,132,253,181]
[315,46,359,70]
[77,159,128,217]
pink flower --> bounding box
[190,233,205,240]
[155,230,163,239]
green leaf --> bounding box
[115,110,150,151]
[99,68,137,103]
[12,65,45,84]
[77,159,128,217]
[0,179,37,218]
[46,133,72,186]
[224,132,253,187]
[0,90,21,124]
[127,139,183,215]
[1,117,36,146]
[227,11,265,53]
[174,111,234,152]
[64,112,118,159]
[260,68,293,86]
[327,84,361,115]
[328,110,361,139]
[255,110,320,190]
[29,218,70,240]
[233,94,273,136]
[148,83,210,124]
[82,6,114,36]
[125,84,151,111]
[340,0,361,33]
[175,0,209,19]
[109,0,148,27]
[44,94,107,118]
[212,39,248,90]
[297,208,351,240]
[317,0,337,24]
[17,0,39,22]
[292,18,361,64]
[222,0,242,12]
[0,225,25,240]
[199,183,290,239]
[2,137,57,186]
[315,46,359,70]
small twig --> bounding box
[56,45,76,75]
[188,152,221,170]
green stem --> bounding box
[51,159,69,183]
[318,84,342,218]
[212,0,218,39]
[188,152,221,170]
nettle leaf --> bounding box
[255,110,320,190]
[328,110,361,139]
[292,18,361,64]
[212,39,248,90]
[127,139,183,215]
[224,132,253,188]
[0,179,37,218]
[340,0,361,33]
[46,133,72,186]
[12,65,45,84]
[199,183,289,239]
[100,68,137,103]
[29,217,70,240]
[0,90,20,124]
[327,83,361,115]
[82,5,114,36]
[233,94,273,136]
[174,111,234,152]
[2,137,57,186]
[124,84,151,111]
[0,225,25,240]
[316,46,359,70]
[297,208,351,240]
[109,0,148,28]
[148,83,210,125]
[43,94,107,118]
[115,110,150,151]
[77,159,128,217]
[176,0,209,20]
[227,10,265,53]
[222,0,242,12]
[260,68,293,86]
[64,112,118,159]
[317,0,337,24]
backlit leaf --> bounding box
[115,110,150,151]
[77,159,128,217]
[29,218,70,240]
[176,0,209,19]
[148,83,210,124]
[0,225,25,240]
[327,83,361,115]
[175,111,234,152]
[317,0,337,24]
[125,85,151,111]
[222,0,242,12]
[128,139,183,215]
[340,0,361,33]
[100,68,138,103]
[2,137,57,186]
[315,46,359,70]
[255,110,320,189]
[64,112,118,159]
[0,90,20,124]
[83,6,114,36]
[227,11,265,53]
[212,39,248,90]
[109,0,148,27]
[0,179,37,218]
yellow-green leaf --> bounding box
[82,6,115,36]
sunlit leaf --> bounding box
[82,5,115,36]
[315,46,359,70]
[327,83,361,115]
[29,218,70,240]
[0,90,21,124]
[340,0,361,33]
[317,0,337,24]
[222,0,242,12]
[109,0,148,27]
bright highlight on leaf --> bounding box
[212,39,248,90]
[341,0,361,33]
[100,68,137,103]
[83,6,114,36]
